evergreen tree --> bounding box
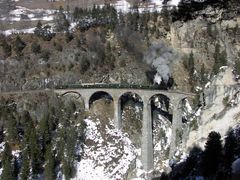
[224,130,237,172]
[21,111,42,176]
[63,159,73,180]
[155,29,160,39]
[20,150,30,180]
[213,43,221,74]
[13,36,26,55]
[31,42,41,54]
[159,172,169,180]
[161,6,170,31]
[6,113,18,143]
[91,4,98,19]
[13,156,19,179]
[235,58,240,75]
[207,23,212,36]
[60,127,78,180]
[202,131,223,177]
[44,144,55,180]
[152,10,158,23]
[39,112,51,153]
[72,7,80,22]
[0,126,4,143]
[0,39,12,57]
[118,11,125,25]
[188,51,195,76]
[34,20,43,37]
[65,31,74,43]
[213,43,227,75]
[1,142,14,180]
[127,12,133,29]
[54,6,70,32]
[200,64,207,84]
[132,9,139,31]
[220,49,227,66]
[34,21,54,41]
[29,126,42,176]
[188,51,195,90]
[80,55,90,74]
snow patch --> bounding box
[4,6,56,22]
[0,27,35,36]
[73,117,137,179]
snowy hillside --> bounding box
[0,0,182,35]
[73,117,138,180]
[110,0,181,13]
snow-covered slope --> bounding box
[0,6,55,22]
[110,0,181,13]
[72,116,142,180]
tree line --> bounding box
[0,97,85,180]
[157,127,240,179]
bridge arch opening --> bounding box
[60,92,85,118]
[89,91,114,118]
[180,98,194,123]
[61,91,83,100]
[149,94,173,169]
[170,97,195,158]
[119,92,143,147]
[178,97,196,138]
[149,94,172,123]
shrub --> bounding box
[175,128,183,145]
[31,42,41,54]
[14,36,26,54]
[0,40,12,57]
[55,43,63,52]
[190,118,198,131]
[65,32,74,43]
[40,50,51,61]
[234,56,240,76]
[34,21,54,41]
[222,95,229,107]
[80,56,90,74]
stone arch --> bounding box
[149,94,172,123]
[169,96,195,159]
[119,91,143,110]
[61,91,82,99]
[60,91,85,116]
[177,96,196,124]
[88,91,114,118]
[89,91,114,108]
[149,93,173,169]
[118,92,143,147]
[180,97,191,123]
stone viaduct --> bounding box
[54,86,195,172]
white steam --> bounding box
[144,43,178,84]
[154,74,162,85]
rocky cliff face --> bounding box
[186,67,240,150]
[168,7,240,91]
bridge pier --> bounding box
[141,97,154,172]
[83,95,90,111]
[113,98,121,129]
[169,98,183,158]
